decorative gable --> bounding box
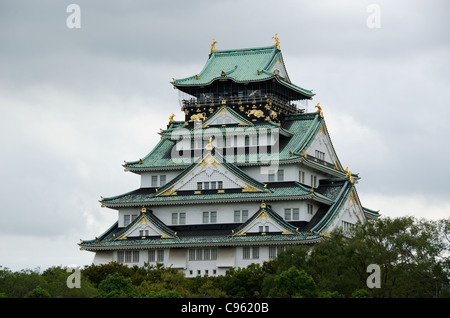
[232,202,302,236]
[269,56,289,81]
[319,188,366,237]
[156,147,268,196]
[305,123,343,171]
[115,209,177,240]
[202,106,253,127]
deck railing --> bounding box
[181,95,307,113]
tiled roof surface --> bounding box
[101,182,332,207]
[172,45,313,98]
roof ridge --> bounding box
[211,45,277,55]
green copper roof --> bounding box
[172,45,314,98]
[100,182,333,208]
[80,231,321,250]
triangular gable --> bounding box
[232,202,302,236]
[202,105,253,127]
[114,209,177,240]
[156,147,269,196]
[269,54,290,82]
[304,121,344,172]
[311,181,366,237]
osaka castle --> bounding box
[80,36,379,277]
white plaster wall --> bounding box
[270,200,319,222]
[117,200,319,228]
[152,202,261,226]
[92,251,113,265]
[141,171,180,188]
[118,207,139,227]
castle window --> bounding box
[160,175,166,186]
[172,212,186,225]
[269,246,278,259]
[118,250,139,263]
[311,175,317,187]
[198,181,223,190]
[189,248,217,261]
[243,246,259,259]
[203,211,217,223]
[123,214,138,227]
[284,208,291,221]
[293,208,299,220]
[307,204,314,215]
[151,175,158,187]
[148,250,164,263]
[285,208,299,221]
[234,210,248,222]
[342,221,355,232]
[277,169,284,181]
[124,215,131,226]
[299,171,305,183]
[315,150,325,161]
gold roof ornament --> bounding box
[344,167,355,184]
[315,103,324,118]
[210,39,218,54]
[206,136,213,151]
[272,33,280,50]
[141,206,147,213]
[168,113,175,123]
[261,201,267,209]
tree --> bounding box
[42,266,97,298]
[24,285,51,298]
[269,266,317,298]
[221,263,266,298]
[348,216,449,297]
[97,273,139,298]
[294,230,360,297]
[0,267,47,298]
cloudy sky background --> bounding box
[1,0,449,271]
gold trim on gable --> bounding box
[241,183,260,192]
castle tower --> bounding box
[80,38,379,276]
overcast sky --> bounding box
[1,0,449,271]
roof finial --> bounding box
[168,113,175,124]
[272,33,280,50]
[210,39,218,54]
[344,167,354,184]
[315,103,324,118]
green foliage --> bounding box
[24,285,51,298]
[0,267,47,298]
[42,266,97,298]
[269,266,317,298]
[221,263,266,298]
[0,216,449,298]
[352,289,370,298]
[97,273,139,298]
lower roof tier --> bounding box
[81,179,379,251]
[100,181,334,208]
